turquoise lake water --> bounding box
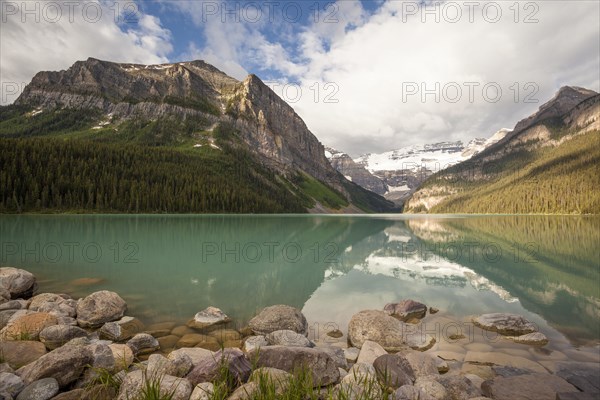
[0,214,598,358]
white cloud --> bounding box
[174,0,599,156]
[1,0,172,104]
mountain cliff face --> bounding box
[405,86,600,214]
[3,58,396,213]
[324,147,387,195]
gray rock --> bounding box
[472,313,537,336]
[15,378,59,400]
[0,341,46,369]
[249,305,308,336]
[243,335,268,353]
[190,382,214,400]
[0,310,20,329]
[186,348,251,386]
[117,370,192,400]
[343,363,376,383]
[39,325,88,350]
[168,348,214,368]
[0,372,24,398]
[249,367,292,394]
[482,373,579,400]
[404,352,439,378]
[347,310,409,351]
[413,378,447,400]
[0,312,58,341]
[249,345,339,387]
[394,384,435,400]
[373,354,415,389]
[227,382,259,400]
[0,300,28,312]
[167,351,194,378]
[357,340,387,365]
[266,329,313,347]
[76,291,127,328]
[0,268,36,299]
[0,364,14,374]
[384,300,428,322]
[508,332,549,346]
[187,307,230,330]
[319,346,349,370]
[126,333,159,355]
[28,294,76,318]
[548,361,600,393]
[15,341,93,387]
[434,375,482,399]
[344,347,360,363]
[98,316,144,341]
[334,380,383,399]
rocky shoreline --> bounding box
[0,267,598,400]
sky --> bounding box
[1,0,599,156]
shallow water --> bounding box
[1,214,598,360]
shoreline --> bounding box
[0,267,599,399]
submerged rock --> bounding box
[384,300,428,322]
[187,307,231,330]
[248,305,308,336]
[347,310,407,351]
[508,332,549,346]
[472,313,537,336]
[482,373,578,400]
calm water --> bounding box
[1,214,599,356]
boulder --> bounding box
[508,332,549,346]
[39,325,88,350]
[16,341,93,387]
[0,372,24,398]
[373,354,415,389]
[15,377,59,400]
[266,329,313,347]
[318,346,349,370]
[98,316,144,341]
[227,382,259,400]
[126,333,159,355]
[434,375,482,399]
[108,344,134,371]
[76,291,127,328]
[28,294,76,318]
[116,370,192,400]
[342,363,377,383]
[384,300,428,322]
[249,367,292,394]
[243,336,268,353]
[167,351,194,378]
[0,300,28,311]
[347,310,408,351]
[190,382,214,400]
[344,347,360,363]
[249,345,339,387]
[356,340,387,365]
[404,352,439,378]
[482,373,579,400]
[394,385,435,400]
[0,268,36,299]
[0,312,58,341]
[334,380,383,399]
[186,348,251,386]
[168,348,214,368]
[413,378,447,400]
[248,305,308,336]
[0,341,46,369]
[464,351,547,373]
[187,307,230,330]
[472,313,537,336]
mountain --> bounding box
[338,132,509,204]
[0,58,397,214]
[324,147,387,195]
[404,86,600,214]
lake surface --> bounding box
[1,214,599,359]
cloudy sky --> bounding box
[1,0,599,156]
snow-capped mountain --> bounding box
[325,129,511,205]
